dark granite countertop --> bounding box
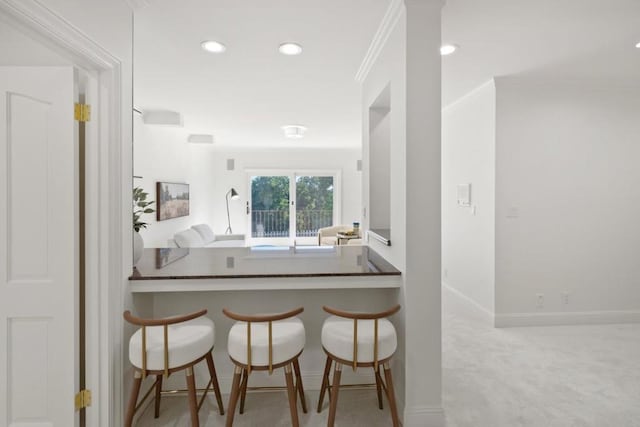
[130,245,401,280]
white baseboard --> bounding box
[404,405,445,427]
[442,281,494,322]
[443,281,640,328]
[495,310,640,327]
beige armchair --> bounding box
[317,225,355,246]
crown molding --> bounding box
[354,0,404,84]
[0,0,121,70]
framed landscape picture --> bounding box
[156,182,190,221]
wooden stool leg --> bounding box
[317,356,332,413]
[293,358,307,413]
[124,370,142,427]
[374,366,384,410]
[239,368,249,414]
[154,374,163,418]
[205,352,225,415]
[327,363,342,427]
[186,367,199,427]
[284,364,300,427]
[383,362,400,427]
[225,366,242,427]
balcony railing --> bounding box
[251,209,333,238]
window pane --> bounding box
[295,176,334,237]
[250,176,290,238]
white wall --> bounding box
[369,110,392,229]
[134,116,362,247]
[133,114,218,247]
[495,78,640,324]
[442,80,496,314]
[361,1,444,425]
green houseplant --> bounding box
[133,186,155,265]
[133,186,155,232]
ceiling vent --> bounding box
[142,110,183,127]
[188,134,214,144]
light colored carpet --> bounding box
[443,286,640,427]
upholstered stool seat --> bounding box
[129,316,215,370]
[317,305,401,427]
[228,317,305,366]
[321,316,396,363]
[123,310,224,427]
[224,308,307,427]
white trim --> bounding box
[403,405,445,427]
[354,0,404,83]
[0,0,121,70]
[442,281,494,322]
[495,310,640,328]
[0,1,125,426]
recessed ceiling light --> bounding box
[279,42,303,56]
[636,41,640,48]
[282,125,307,139]
[440,44,458,56]
[201,40,226,53]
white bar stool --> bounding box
[223,307,307,427]
[317,305,401,427]
[123,309,224,427]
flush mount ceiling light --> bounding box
[282,124,307,139]
[201,40,227,53]
[440,44,459,56]
[636,41,640,48]
[278,42,303,56]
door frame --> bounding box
[0,1,126,426]
[246,169,342,246]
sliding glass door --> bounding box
[295,175,334,238]
[248,171,339,245]
[249,174,291,245]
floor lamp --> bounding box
[225,188,239,234]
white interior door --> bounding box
[0,67,78,427]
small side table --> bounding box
[336,232,360,245]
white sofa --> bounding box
[171,224,246,248]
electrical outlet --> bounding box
[562,292,569,305]
[536,293,544,309]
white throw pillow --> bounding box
[191,224,216,244]
[174,229,204,248]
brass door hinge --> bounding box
[74,103,91,122]
[75,389,92,411]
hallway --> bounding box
[443,286,640,427]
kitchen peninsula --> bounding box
[128,244,402,392]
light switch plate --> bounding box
[457,184,471,206]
